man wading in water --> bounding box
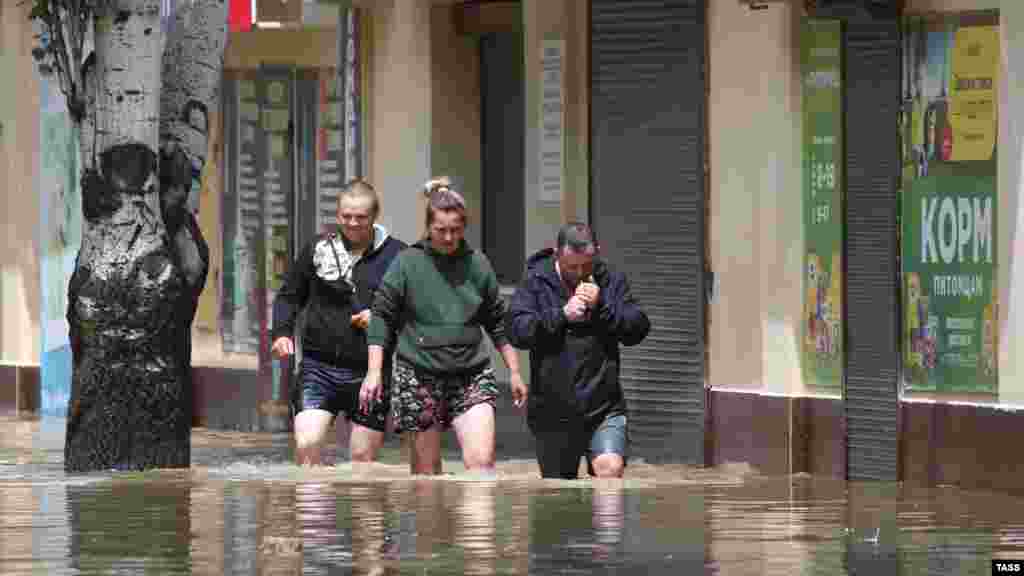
[272,179,406,465]
[507,222,650,479]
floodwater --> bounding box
[1,416,1023,575]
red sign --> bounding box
[229,0,251,32]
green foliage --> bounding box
[27,0,102,21]
[25,0,96,122]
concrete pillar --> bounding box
[367,0,433,244]
[524,0,581,255]
[999,1,1024,404]
[0,1,41,366]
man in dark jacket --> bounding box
[272,179,405,466]
[506,222,650,479]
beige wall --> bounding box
[707,0,805,395]
[430,5,482,250]
[906,0,1000,11]
[0,3,41,366]
[365,0,432,244]
[998,1,1024,405]
[523,0,589,256]
[224,29,338,70]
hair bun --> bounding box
[423,176,453,197]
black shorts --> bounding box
[298,357,388,432]
[532,413,629,479]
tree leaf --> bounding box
[29,2,49,21]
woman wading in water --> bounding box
[362,177,528,475]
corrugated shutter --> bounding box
[842,18,901,482]
[590,0,706,464]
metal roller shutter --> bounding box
[591,0,707,464]
[842,17,902,482]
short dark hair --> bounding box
[556,222,597,253]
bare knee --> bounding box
[294,410,333,465]
[295,440,323,467]
[295,431,324,458]
[453,403,496,472]
[591,454,625,478]
[463,446,496,471]
[349,425,384,463]
[348,445,371,463]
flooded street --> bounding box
[1,416,1023,574]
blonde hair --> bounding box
[339,178,380,219]
[422,176,467,232]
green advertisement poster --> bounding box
[801,19,844,390]
[900,14,999,393]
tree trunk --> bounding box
[64,0,227,473]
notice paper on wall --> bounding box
[539,38,564,204]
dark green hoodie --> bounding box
[367,239,508,374]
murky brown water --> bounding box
[1,415,1023,575]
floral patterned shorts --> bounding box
[391,358,499,433]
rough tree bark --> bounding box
[31,0,228,473]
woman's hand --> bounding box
[510,371,529,409]
[271,336,294,358]
[359,370,384,413]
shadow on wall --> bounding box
[0,264,5,363]
[1003,115,1024,360]
[22,245,41,361]
[0,257,42,366]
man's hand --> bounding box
[575,281,600,309]
[510,371,529,408]
[351,309,371,330]
[271,336,295,358]
[359,370,384,413]
[564,296,588,322]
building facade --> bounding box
[3,0,1024,492]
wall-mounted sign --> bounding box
[801,19,844,391]
[539,38,564,204]
[901,14,999,393]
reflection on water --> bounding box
[2,416,1024,575]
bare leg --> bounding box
[411,426,444,475]
[349,421,385,463]
[452,403,496,474]
[293,409,334,466]
[590,453,625,478]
